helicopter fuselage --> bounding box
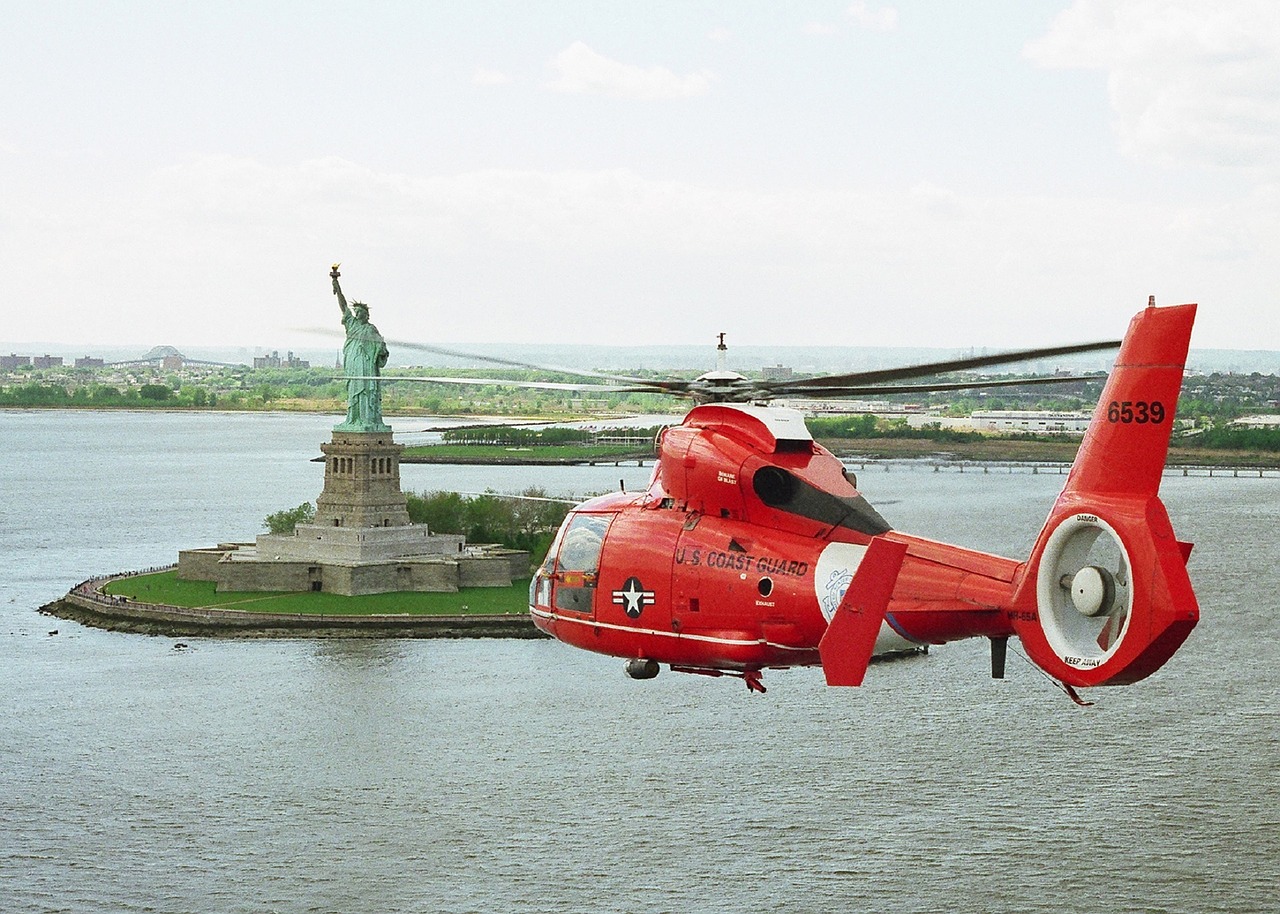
[528,404,1019,675]
[530,303,1202,690]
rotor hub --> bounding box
[1067,565,1116,617]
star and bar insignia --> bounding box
[612,576,656,619]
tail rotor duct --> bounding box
[1037,515,1134,665]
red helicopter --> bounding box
[363,297,1200,696]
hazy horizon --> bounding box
[5,338,1279,376]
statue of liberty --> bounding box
[330,264,391,432]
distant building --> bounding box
[1234,414,1280,429]
[32,355,63,369]
[253,350,310,369]
[74,356,105,368]
[161,355,184,370]
[904,414,973,431]
[761,364,793,381]
[1,353,31,370]
[778,398,926,416]
[971,410,1093,434]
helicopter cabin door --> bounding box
[549,512,613,620]
[590,508,680,640]
[671,515,706,633]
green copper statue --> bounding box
[331,264,391,432]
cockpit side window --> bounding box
[546,513,613,614]
[556,513,611,573]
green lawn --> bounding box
[104,571,531,616]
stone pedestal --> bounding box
[259,524,465,563]
[314,431,411,529]
[175,427,530,596]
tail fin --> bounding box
[1010,301,1200,687]
[818,537,908,686]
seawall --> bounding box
[45,575,546,640]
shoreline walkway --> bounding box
[45,568,544,639]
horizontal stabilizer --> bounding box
[818,537,908,686]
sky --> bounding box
[2,0,1278,355]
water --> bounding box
[2,410,1277,914]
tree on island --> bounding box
[262,490,570,557]
[264,502,316,534]
[405,489,570,558]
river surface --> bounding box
[1,410,1276,914]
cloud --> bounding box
[806,4,897,39]
[847,2,898,32]
[909,181,968,217]
[545,41,714,99]
[1024,0,1280,171]
[473,67,511,87]
[803,21,839,37]
[5,155,1277,349]
[707,27,733,44]
[798,20,839,37]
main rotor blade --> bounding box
[773,340,1121,393]
[339,374,669,394]
[385,337,662,385]
[451,491,583,505]
[302,326,659,386]
[772,374,1110,399]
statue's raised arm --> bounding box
[331,263,349,316]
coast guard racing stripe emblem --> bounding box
[613,577,655,619]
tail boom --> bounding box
[1011,301,1200,687]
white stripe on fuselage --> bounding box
[529,605,812,652]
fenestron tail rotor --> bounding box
[1037,517,1134,660]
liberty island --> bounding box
[46,268,530,634]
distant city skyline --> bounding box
[2,2,1278,352]
[4,339,1278,377]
